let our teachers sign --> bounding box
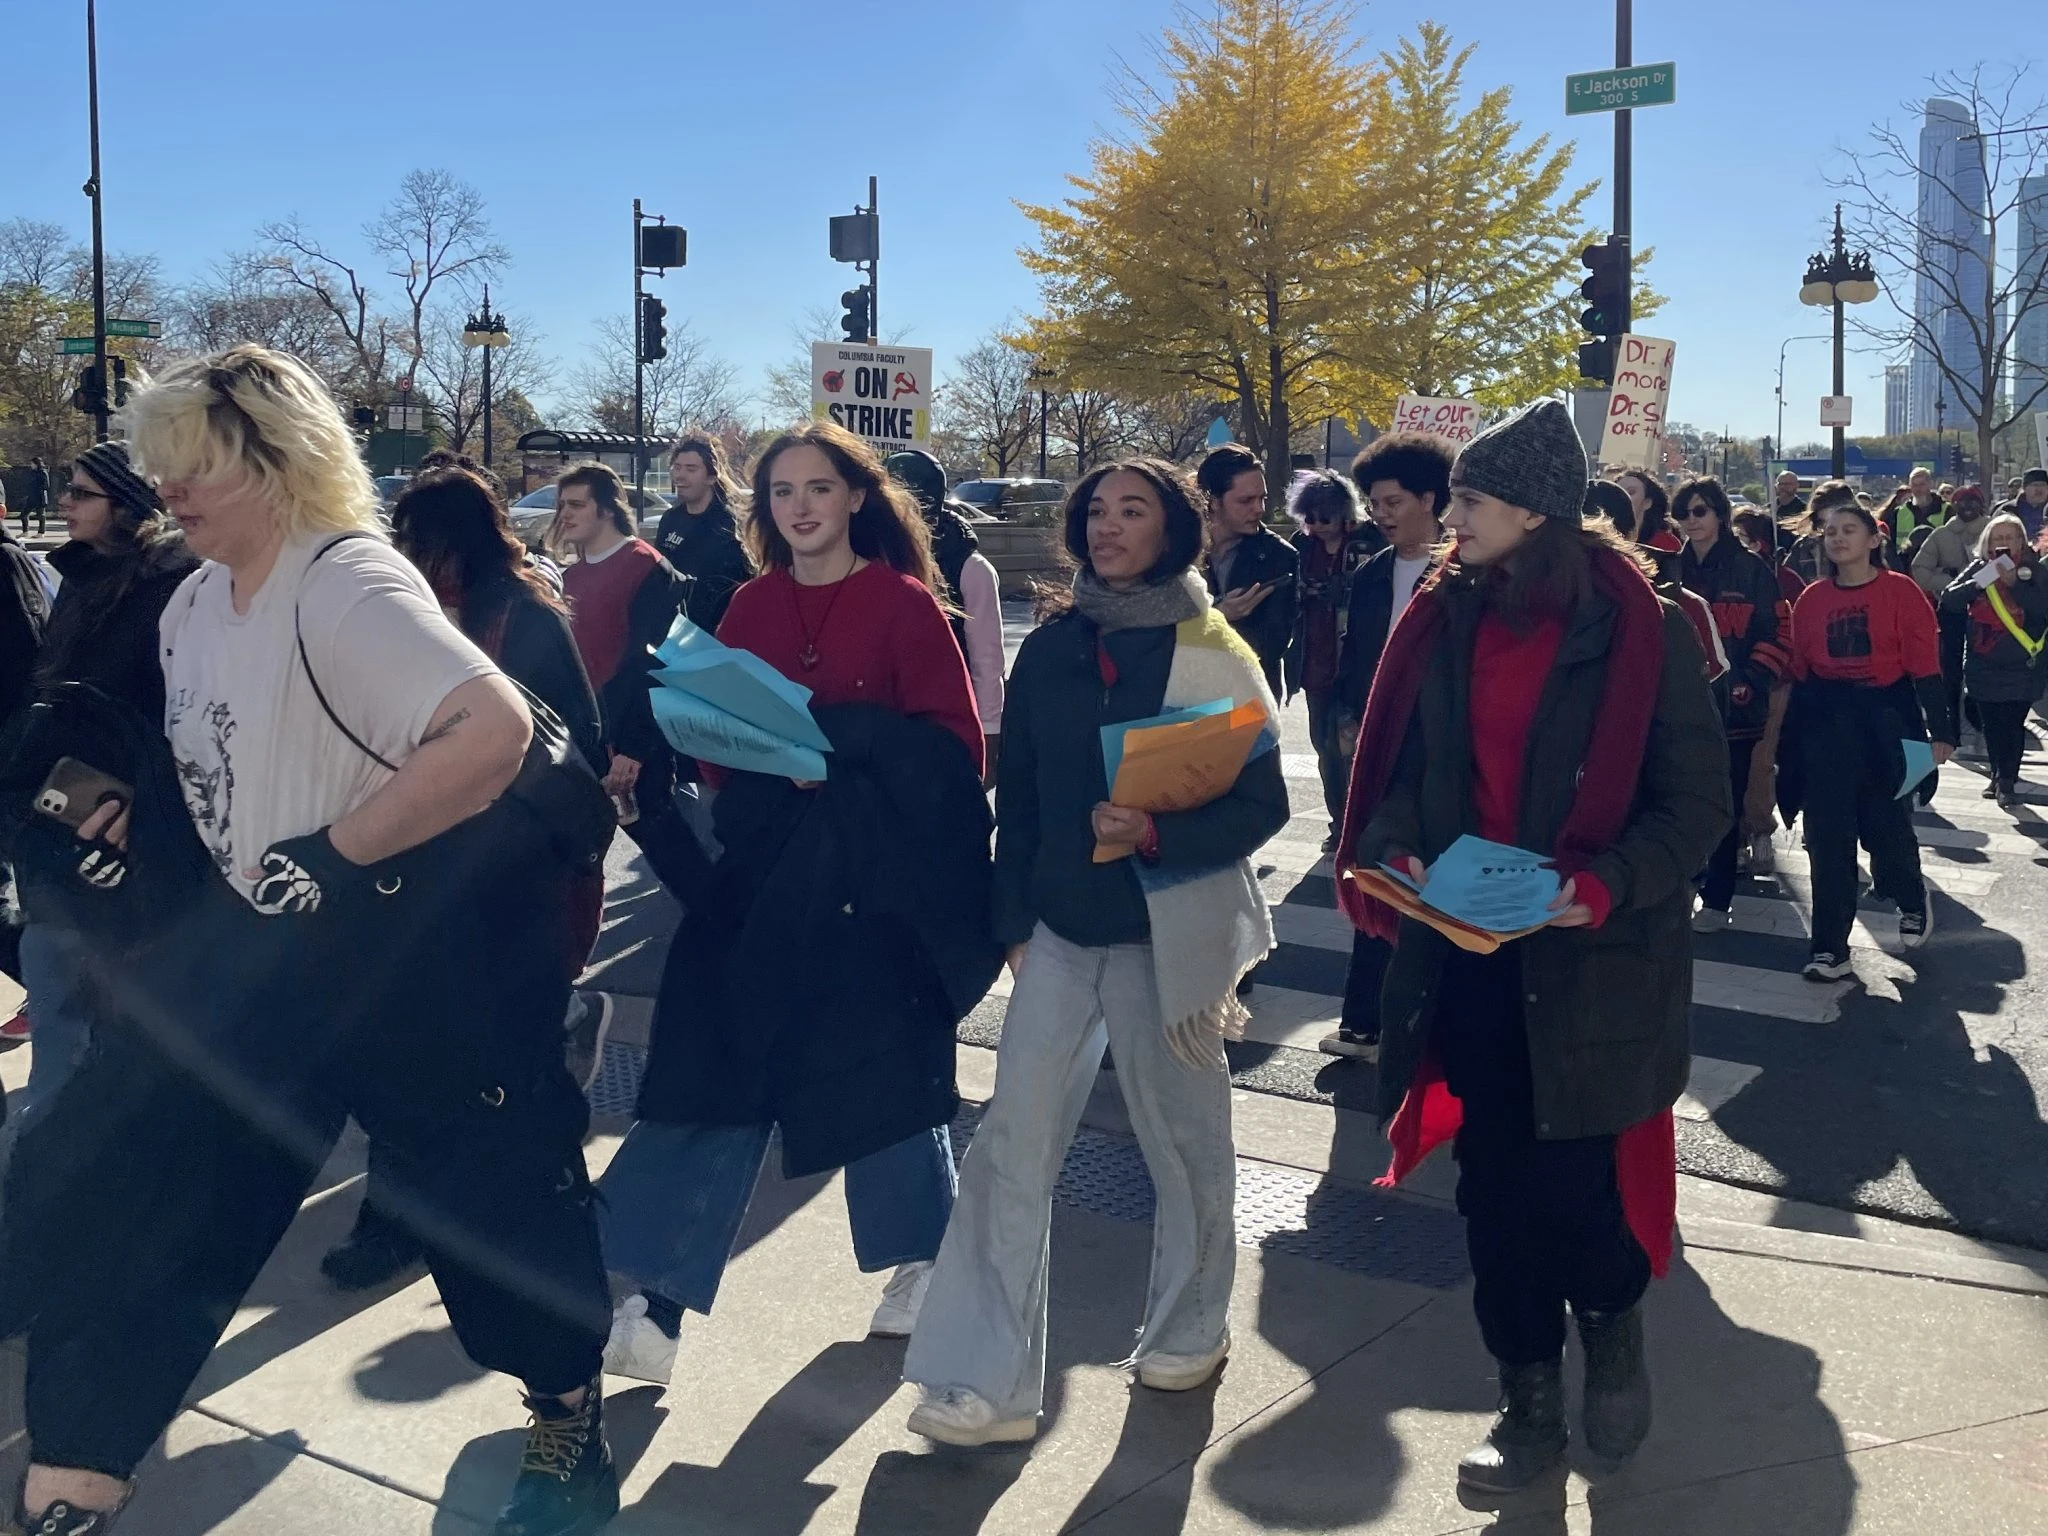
[1599,336,1676,472]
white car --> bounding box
[507,485,672,549]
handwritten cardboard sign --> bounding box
[1391,394,1480,444]
[1599,336,1676,471]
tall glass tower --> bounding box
[2017,175,2048,430]
[1909,99,1991,431]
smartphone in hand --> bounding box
[35,757,133,833]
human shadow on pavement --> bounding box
[1056,1385,1218,1534]
[351,1323,489,1402]
[430,1384,666,1535]
[115,1427,305,1536]
[619,1339,903,1532]
[1710,891,2048,1253]
[1476,1250,1857,1534]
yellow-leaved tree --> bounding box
[1019,4,1650,479]
[1017,0,1392,492]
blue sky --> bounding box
[4,0,2038,444]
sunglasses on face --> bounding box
[1302,511,1345,525]
[1676,504,1717,520]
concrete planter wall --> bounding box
[975,521,1068,598]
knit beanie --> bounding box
[73,440,162,522]
[1450,398,1588,524]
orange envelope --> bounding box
[1342,867,1549,954]
[1093,700,1268,862]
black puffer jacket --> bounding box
[1356,581,1730,1138]
[635,705,1001,1176]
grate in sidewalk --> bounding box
[590,1041,1469,1290]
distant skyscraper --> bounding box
[1909,99,1992,432]
[2017,175,2048,428]
[1885,364,1911,436]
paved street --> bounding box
[3,604,2048,1531]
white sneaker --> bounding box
[906,1385,1037,1446]
[601,1293,677,1386]
[1691,904,1732,935]
[1135,1330,1230,1391]
[868,1260,933,1337]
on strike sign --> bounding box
[811,341,934,452]
[1599,336,1676,471]
[1391,394,1479,443]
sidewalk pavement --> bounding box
[4,1014,2047,1534]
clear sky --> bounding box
[4,0,2039,445]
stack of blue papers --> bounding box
[647,615,834,781]
[1381,835,1563,935]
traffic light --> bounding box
[1579,236,1630,337]
[1948,443,1963,478]
[840,285,873,343]
[70,363,105,417]
[1577,338,1617,385]
[111,356,129,409]
[639,294,668,363]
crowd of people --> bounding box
[0,340,2043,1529]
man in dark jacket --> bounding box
[2000,466,2048,542]
[1319,431,1452,1061]
[656,435,754,635]
[1198,444,1298,695]
[17,458,50,539]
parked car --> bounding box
[952,477,1065,522]
[507,484,672,549]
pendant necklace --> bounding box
[791,555,859,671]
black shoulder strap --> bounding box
[296,532,399,772]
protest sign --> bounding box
[1391,394,1480,444]
[1599,335,1676,470]
[811,341,934,452]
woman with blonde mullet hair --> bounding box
[0,344,622,1536]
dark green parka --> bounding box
[1355,580,1731,1138]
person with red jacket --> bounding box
[1339,400,1729,1494]
[554,463,706,904]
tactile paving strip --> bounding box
[589,1041,1469,1290]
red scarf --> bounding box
[1335,544,1667,938]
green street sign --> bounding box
[105,317,160,338]
[60,337,97,355]
[1566,62,1677,116]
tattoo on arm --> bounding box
[419,707,471,746]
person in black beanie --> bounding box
[1337,397,1728,1495]
[4,441,198,1112]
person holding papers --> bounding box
[1782,500,1955,979]
[596,422,995,1388]
[1337,399,1728,1494]
[1938,514,2048,809]
[904,458,1289,1448]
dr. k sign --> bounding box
[812,341,934,452]
[1599,336,1676,472]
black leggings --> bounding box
[1976,698,2032,786]
[1698,737,1755,912]
[0,858,609,1479]
[1433,948,1650,1366]
[1803,758,1924,955]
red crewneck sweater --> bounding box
[711,560,983,781]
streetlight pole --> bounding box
[1776,333,1830,463]
[462,285,510,469]
[1797,204,1878,480]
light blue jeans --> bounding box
[904,924,1236,1420]
[597,1120,956,1314]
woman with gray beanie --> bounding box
[1,441,197,1113]
[1335,399,1730,1494]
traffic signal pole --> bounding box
[632,198,646,499]
[867,175,879,345]
[86,0,109,441]
[1613,0,1631,253]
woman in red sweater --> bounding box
[1783,502,1955,979]
[596,422,985,1388]
[1339,400,1729,1494]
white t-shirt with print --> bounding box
[1387,553,1432,642]
[160,533,497,910]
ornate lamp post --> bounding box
[1798,205,1879,479]
[460,285,511,467]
